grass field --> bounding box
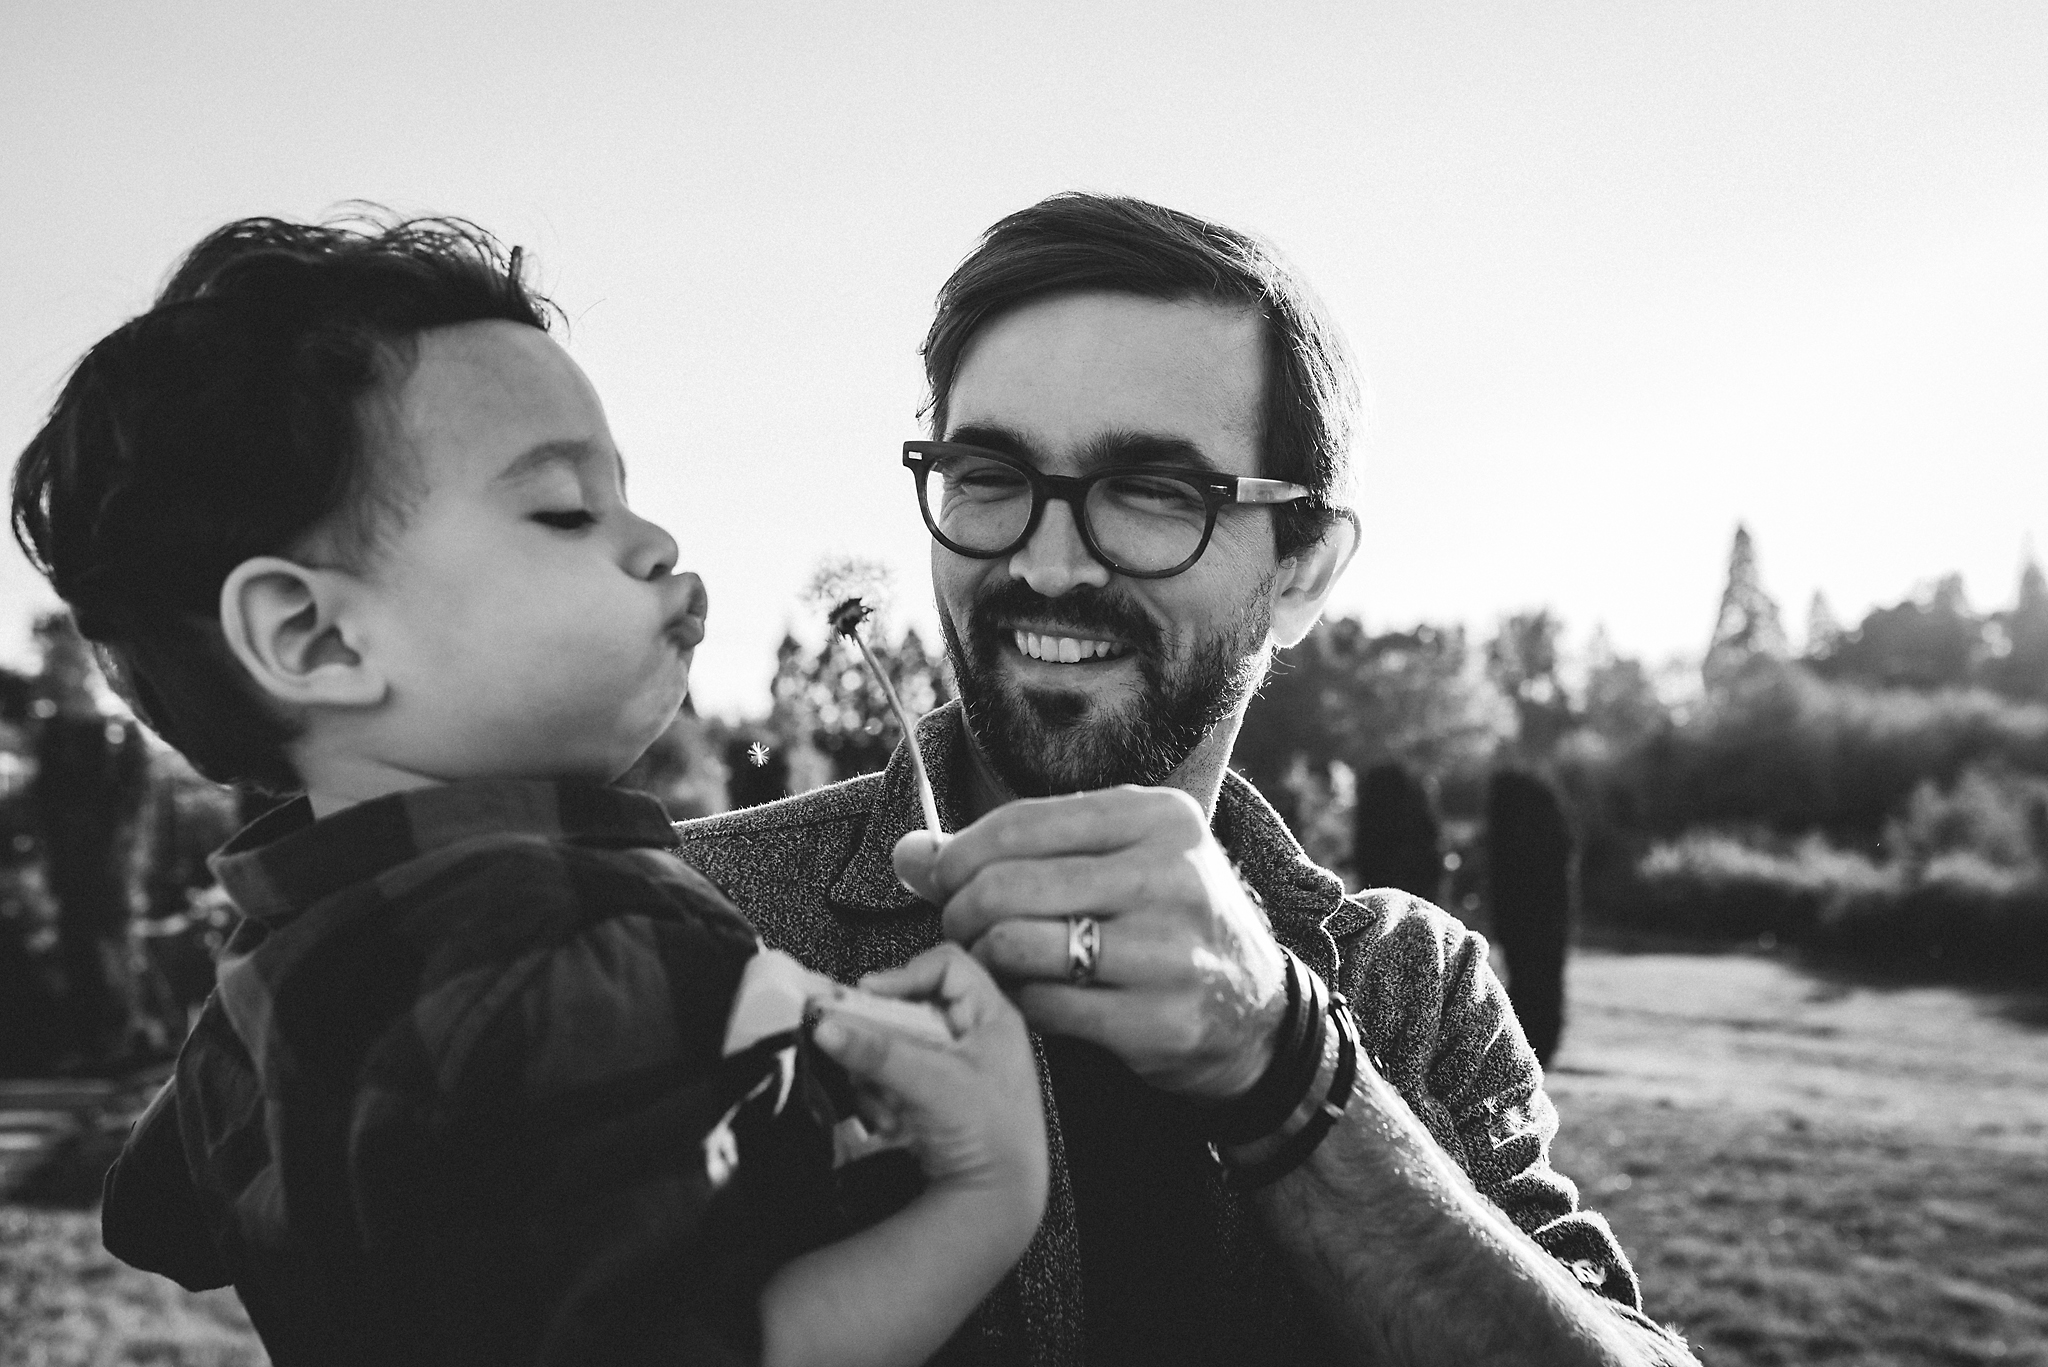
[1546,950,2048,1365]
[2,947,2044,1365]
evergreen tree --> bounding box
[1351,762,1444,903]
[1704,524,1790,693]
[1804,591,1845,660]
[1487,769,1575,1068]
[1991,552,2048,701]
[30,614,151,1068]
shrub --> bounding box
[1632,809,2048,980]
[1604,660,2048,843]
[1633,831,1898,943]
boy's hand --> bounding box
[812,944,1047,1215]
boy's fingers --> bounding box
[816,1007,959,1100]
[812,1013,894,1078]
[860,944,1008,1032]
[858,942,970,1000]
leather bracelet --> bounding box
[1199,950,1326,1145]
[1212,993,1361,1192]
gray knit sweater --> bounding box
[677,703,1671,1364]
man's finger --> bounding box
[891,830,951,903]
[940,851,1180,945]
[931,786,1205,897]
[968,913,1185,987]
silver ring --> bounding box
[1066,915,1102,985]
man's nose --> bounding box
[1007,498,1111,596]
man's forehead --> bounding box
[944,291,1266,469]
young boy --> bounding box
[13,216,1047,1366]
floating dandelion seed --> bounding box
[746,742,771,768]
[828,593,942,837]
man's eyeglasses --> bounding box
[903,441,1310,580]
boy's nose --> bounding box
[626,511,681,582]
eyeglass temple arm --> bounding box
[1232,477,1311,505]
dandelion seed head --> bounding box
[808,556,893,617]
[827,596,875,638]
[746,741,770,768]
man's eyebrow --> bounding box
[1080,430,1216,473]
[493,438,610,486]
[945,424,1217,473]
[945,423,1039,462]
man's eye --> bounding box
[531,510,596,530]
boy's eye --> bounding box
[531,509,596,531]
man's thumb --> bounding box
[892,829,950,902]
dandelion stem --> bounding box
[850,631,942,836]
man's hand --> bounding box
[892,786,1289,1102]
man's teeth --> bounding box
[1013,631,1125,663]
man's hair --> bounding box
[920,192,1360,561]
[12,214,556,793]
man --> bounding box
[679,193,1695,1365]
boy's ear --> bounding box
[1268,512,1362,650]
[219,557,388,710]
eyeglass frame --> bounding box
[902,439,1313,580]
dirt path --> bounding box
[2,949,2044,1365]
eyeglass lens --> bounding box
[918,449,1212,573]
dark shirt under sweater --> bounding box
[101,780,853,1367]
[1044,1035,1261,1366]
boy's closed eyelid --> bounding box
[530,508,597,530]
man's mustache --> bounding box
[965,581,1163,658]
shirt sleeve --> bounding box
[101,1078,230,1292]
[1339,894,1688,1347]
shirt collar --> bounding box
[209,779,679,923]
[825,703,1361,964]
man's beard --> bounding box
[940,577,1274,798]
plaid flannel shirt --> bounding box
[102,780,845,1367]
[678,702,1681,1365]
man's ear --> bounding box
[1269,513,1362,649]
[218,557,388,710]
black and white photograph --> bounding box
[2,3,2045,1363]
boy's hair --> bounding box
[12,214,556,793]
[920,191,1361,562]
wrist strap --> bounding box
[1199,950,1325,1145]
[1212,993,1361,1192]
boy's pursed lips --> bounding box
[663,576,709,651]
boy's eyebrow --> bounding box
[494,439,619,487]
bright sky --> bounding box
[4,1,2044,715]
